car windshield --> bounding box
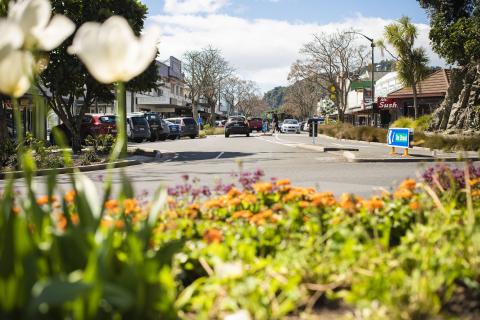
[99,116,116,124]
[131,117,148,126]
[183,118,196,125]
[146,114,158,120]
[229,117,245,122]
[284,119,298,124]
[167,119,181,125]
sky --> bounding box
[141,0,443,93]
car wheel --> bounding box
[225,132,230,138]
[246,132,250,137]
[150,132,157,142]
[134,138,143,143]
[189,135,196,139]
[159,135,166,141]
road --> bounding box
[0,132,443,198]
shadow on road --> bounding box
[162,151,255,162]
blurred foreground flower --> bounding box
[8,0,75,50]
[0,50,35,97]
[68,16,159,83]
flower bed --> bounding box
[1,164,480,319]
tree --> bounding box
[379,16,429,119]
[37,0,158,153]
[222,76,259,116]
[290,31,369,122]
[263,86,287,109]
[281,79,323,120]
[183,47,232,125]
[418,0,480,131]
[239,95,268,118]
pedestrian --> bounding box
[262,118,268,134]
[198,114,203,130]
[272,113,279,133]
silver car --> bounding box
[166,117,198,139]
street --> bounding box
[0,132,441,197]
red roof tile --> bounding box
[388,69,451,99]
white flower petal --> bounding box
[0,50,34,97]
[69,16,158,83]
[0,20,24,60]
[8,0,51,49]
[36,14,75,51]
[224,310,252,320]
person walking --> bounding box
[197,114,203,130]
[272,113,279,133]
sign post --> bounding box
[387,128,413,157]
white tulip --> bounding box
[8,0,75,51]
[224,310,252,320]
[68,16,159,84]
[0,50,35,97]
[0,20,24,60]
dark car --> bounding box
[225,116,250,138]
[166,117,198,139]
[50,114,117,145]
[127,114,150,143]
[144,112,167,141]
[248,117,263,132]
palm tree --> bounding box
[381,16,429,119]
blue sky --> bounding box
[144,0,439,92]
[143,0,429,24]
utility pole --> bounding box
[346,31,376,127]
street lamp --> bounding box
[346,31,376,126]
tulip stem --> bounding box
[12,97,24,168]
[115,82,127,158]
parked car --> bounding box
[144,112,167,141]
[215,120,226,127]
[166,117,198,139]
[281,119,301,134]
[225,116,250,138]
[50,114,117,145]
[248,117,263,132]
[163,119,180,140]
[127,114,150,143]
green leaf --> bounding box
[29,280,92,313]
[103,282,134,311]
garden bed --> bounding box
[319,123,480,151]
[1,164,480,319]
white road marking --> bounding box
[215,152,225,160]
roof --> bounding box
[388,69,451,99]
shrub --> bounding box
[391,117,415,129]
[85,134,116,155]
[79,149,100,165]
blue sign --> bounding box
[388,128,411,148]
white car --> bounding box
[281,119,301,134]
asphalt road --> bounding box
[0,132,444,198]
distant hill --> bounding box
[263,86,287,109]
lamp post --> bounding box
[346,31,376,126]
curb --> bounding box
[296,144,359,153]
[0,148,162,180]
[343,151,480,163]
[0,159,140,180]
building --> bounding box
[127,56,191,117]
[379,69,451,126]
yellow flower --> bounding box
[124,199,140,215]
[469,178,480,186]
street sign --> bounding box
[387,128,411,149]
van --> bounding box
[165,117,198,139]
[127,114,150,143]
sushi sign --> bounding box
[378,97,398,109]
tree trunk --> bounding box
[0,97,9,142]
[412,85,419,120]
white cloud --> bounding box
[150,13,444,93]
[163,0,229,15]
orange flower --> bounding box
[252,182,273,194]
[64,190,76,204]
[330,216,342,225]
[394,188,413,200]
[298,201,310,209]
[311,192,336,207]
[471,190,480,198]
[105,199,119,211]
[339,194,362,213]
[249,210,274,225]
[71,213,79,225]
[399,179,416,191]
[186,204,201,218]
[228,198,241,206]
[409,201,420,211]
[469,178,480,186]
[203,228,223,244]
[239,193,257,205]
[232,210,252,219]
[36,195,58,206]
[275,179,291,187]
[57,214,67,231]
[11,207,21,216]
[363,197,385,212]
[271,203,283,212]
[124,199,140,215]
[204,198,224,209]
[226,188,241,199]
[115,220,125,230]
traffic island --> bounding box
[343,150,480,163]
